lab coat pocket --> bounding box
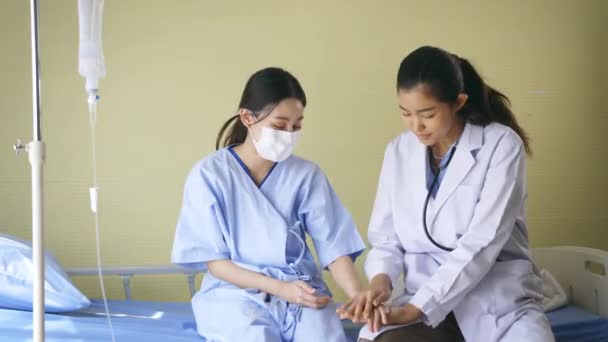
[451,184,481,235]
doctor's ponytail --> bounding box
[216,67,307,150]
[397,46,531,154]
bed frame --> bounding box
[66,265,202,300]
[532,246,608,318]
[65,246,608,318]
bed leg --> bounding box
[187,273,196,298]
[120,274,133,300]
[595,288,600,315]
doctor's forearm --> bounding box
[328,256,364,298]
[207,259,284,296]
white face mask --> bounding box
[251,126,301,162]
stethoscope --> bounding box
[423,144,458,252]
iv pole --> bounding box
[13,2,106,340]
[14,0,46,341]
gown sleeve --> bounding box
[298,165,366,269]
[171,165,230,272]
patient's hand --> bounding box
[336,274,392,323]
[336,290,375,323]
[277,280,331,309]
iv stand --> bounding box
[14,0,46,341]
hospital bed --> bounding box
[1,246,607,341]
[532,246,608,341]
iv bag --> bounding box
[78,0,106,92]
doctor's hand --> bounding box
[377,303,422,327]
[336,274,392,323]
[277,280,331,309]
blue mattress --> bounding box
[0,299,200,341]
[0,299,360,341]
[547,306,608,342]
[1,301,606,341]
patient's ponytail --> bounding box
[216,115,247,150]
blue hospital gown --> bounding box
[171,147,365,342]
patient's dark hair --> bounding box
[215,67,306,150]
[397,46,531,154]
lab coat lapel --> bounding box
[429,123,481,223]
[408,137,428,216]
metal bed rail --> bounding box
[66,265,202,300]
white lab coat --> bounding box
[362,123,554,341]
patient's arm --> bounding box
[328,256,365,299]
[330,255,384,322]
[207,259,330,309]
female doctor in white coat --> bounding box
[338,46,554,341]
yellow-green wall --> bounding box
[1,0,606,302]
[604,0,608,117]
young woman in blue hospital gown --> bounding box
[171,67,367,342]
[338,46,555,341]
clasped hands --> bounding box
[336,275,422,333]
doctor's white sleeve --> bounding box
[409,132,526,327]
[364,145,405,287]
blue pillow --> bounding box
[0,233,91,312]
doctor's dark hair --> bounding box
[215,67,307,150]
[397,46,531,154]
